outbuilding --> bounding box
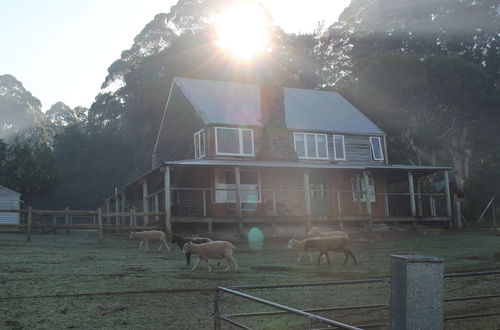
[0,185,21,230]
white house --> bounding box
[0,185,21,230]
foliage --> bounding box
[0,138,57,204]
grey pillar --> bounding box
[163,166,172,234]
[390,255,444,330]
[142,180,149,225]
[408,171,416,217]
[235,166,242,218]
[303,169,311,216]
[444,171,452,218]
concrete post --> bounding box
[390,255,445,330]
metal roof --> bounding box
[163,159,451,171]
[174,77,384,135]
[0,185,21,196]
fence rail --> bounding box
[214,270,500,329]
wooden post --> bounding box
[235,166,242,218]
[115,196,120,229]
[416,178,423,217]
[493,202,497,226]
[208,220,213,234]
[444,171,452,218]
[408,171,416,217]
[384,193,390,217]
[355,174,363,215]
[105,200,110,225]
[154,194,159,222]
[163,166,172,235]
[129,209,134,231]
[26,206,32,242]
[65,206,70,235]
[121,191,126,225]
[363,170,372,217]
[132,206,137,227]
[454,199,462,229]
[272,191,277,216]
[336,191,342,217]
[142,180,149,225]
[97,208,103,244]
[202,189,207,217]
[52,215,57,234]
[304,169,311,216]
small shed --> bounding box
[0,185,21,230]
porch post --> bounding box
[443,170,452,218]
[154,194,159,222]
[363,170,372,217]
[115,196,120,227]
[121,191,126,225]
[304,169,311,216]
[163,166,172,234]
[416,178,423,217]
[408,171,416,217]
[235,166,242,217]
[105,199,110,225]
[142,179,149,225]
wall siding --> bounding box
[0,190,20,224]
[153,83,206,167]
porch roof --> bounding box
[162,159,451,171]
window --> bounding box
[370,136,384,161]
[194,129,205,159]
[215,127,254,156]
[333,135,346,160]
[294,132,329,160]
[213,170,260,203]
[351,177,375,202]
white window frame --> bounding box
[213,169,261,203]
[333,135,346,160]
[193,129,205,159]
[370,136,384,161]
[351,177,376,202]
[293,132,329,160]
[215,127,254,156]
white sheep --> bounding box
[182,241,238,272]
[307,227,350,239]
[128,230,170,252]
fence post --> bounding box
[97,208,103,244]
[214,290,222,330]
[390,255,444,330]
[65,206,70,235]
[52,215,57,234]
[26,206,32,242]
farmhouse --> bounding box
[108,77,453,235]
[0,185,21,231]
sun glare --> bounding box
[214,2,270,61]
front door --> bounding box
[309,171,330,216]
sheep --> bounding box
[304,236,357,266]
[182,241,238,272]
[171,234,213,265]
[128,230,170,252]
[287,238,318,263]
[307,227,350,239]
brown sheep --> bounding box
[304,236,357,266]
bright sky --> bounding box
[0,0,349,111]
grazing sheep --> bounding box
[128,230,170,252]
[287,238,318,263]
[307,227,350,239]
[304,236,357,266]
[182,241,238,272]
[171,234,213,265]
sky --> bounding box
[0,0,350,111]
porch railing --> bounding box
[168,187,449,219]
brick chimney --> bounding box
[256,83,298,161]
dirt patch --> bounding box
[79,256,94,262]
[252,266,291,272]
[99,306,128,316]
[124,266,149,272]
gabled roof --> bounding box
[173,77,384,135]
[0,185,21,196]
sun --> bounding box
[214,2,271,61]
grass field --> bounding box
[0,228,499,329]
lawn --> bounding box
[0,228,499,329]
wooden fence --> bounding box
[0,208,167,243]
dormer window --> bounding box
[294,132,328,160]
[370,136,384,161]
[194,129,205,159]
[215,127,254,156]
[333,135,346,160]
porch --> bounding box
[110,160,453,233]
